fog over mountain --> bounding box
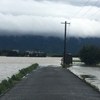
[0,35,100,54]
[0,0,100,54]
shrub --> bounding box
[19,69,26,76]
[8,77,13,87]
[79,45,100,65]
[0,86,2,94]
[0,80,9,93]
[11,75,17,81]
[1,80,10,89]
[0,83,6,93]
[15,73,23,81]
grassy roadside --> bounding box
[67,68,100,92]
[61,58,100,92]
[80,75,99,91]
[0,63,38,95]
[72,59,81,62]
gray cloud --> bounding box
[0,0,100,38]
[35,0,100,6]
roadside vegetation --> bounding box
[62,45,100,66]
[0,63,38,95]
[72,59,81,62]
[79,45,100,65]
[80,75,99,91]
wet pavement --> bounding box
[0,66,100,100]
[69,62,100,90]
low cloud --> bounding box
[70,18,100,38]
[0,0,100,38]
[35,0,100,6]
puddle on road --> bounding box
[68,62,100,91]
[80,75,96,79]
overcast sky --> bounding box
[0,0,100,38]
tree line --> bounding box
[0,50,46,57]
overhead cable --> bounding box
[88,8,100,18]
[71,0,90,19]
[79,0,100,18]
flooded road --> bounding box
[68,62,100,91]
[0,57,61,82]
[0,56,100,91]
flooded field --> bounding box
[0,57,61,82]
[0,56,100,91]
[69,62,100,91]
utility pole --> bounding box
[61,21,70,64]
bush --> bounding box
[0,83,6,93]
[8,77,13,87]
[0,79,10,93]
[19,69,26,76]
[11,75,17,80]
[15,73,23,81]
[1,80,10,89]
[79,45,100,65]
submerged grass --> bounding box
[80,75,99,91]
[67,69,100,92]
[0,63,38,95]
[72,59,81,62]
[61,63,71,68]
[80,75,96,80]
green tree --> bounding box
[79,45,100,65]
[7,51,19,56]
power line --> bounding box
[79,0,99,18]
[88,8,100,18]
[72,0,90,19]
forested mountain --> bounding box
[0,35,100,54]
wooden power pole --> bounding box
[61,21,70,64]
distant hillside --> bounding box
[0,35,63,54]
[0,35,100,54]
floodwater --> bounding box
[69,61,100,91]
[0,57,61,82]
[0,56,100,91]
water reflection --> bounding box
[0,57,61,82]
[68,62,100,90]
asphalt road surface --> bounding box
[0,66,100,100]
